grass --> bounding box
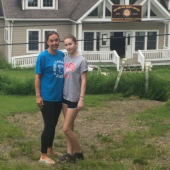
[0,68,35,82]
[150,65,170,80]
[0,95,38,116]
[0,66,170,169]
[0,94,169,170]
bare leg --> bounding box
[47,147,63,156]
[62,106,82,153]
[62,104,74,154]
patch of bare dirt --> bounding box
[6,99,164,145]
[5,99,170,168]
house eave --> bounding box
[4,18,76,23]
[142,18,170,21]
[80,17,169,23]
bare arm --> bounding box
[77,71,87,110]
[35,74,44,109]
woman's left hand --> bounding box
[77,98,84,110]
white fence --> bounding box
[11,50,120,70]
[81,50,120,71]
[138,50,170,70]
[12,54,38,68]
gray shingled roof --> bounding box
[69,0,98,21]
[1,0,169,21]
[1,0,98,21]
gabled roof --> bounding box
[69,0,98,21]
[159,0,168,10]
[1,0,169,21]
[1,0,98,21]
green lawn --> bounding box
[0,68,35,81]
[0,66,170,169]
[0,94,169,170]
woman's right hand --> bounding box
[36,95,44,109]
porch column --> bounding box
[147,0,151,19]
[8,21,14,63]
[78,23,82,51]
[168,21,170,50]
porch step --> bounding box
[123,65,142,71]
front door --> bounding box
[110,32,125,58]
[125,32,132,59]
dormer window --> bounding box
[25,0,57,10]
[27,0,40,9]
[43,0,53,7]
[41,0,55,9]
[28,0,38,7]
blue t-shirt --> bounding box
[35,49,64,102]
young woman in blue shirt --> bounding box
[35,31,64,164]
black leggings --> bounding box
[41,101,62,153]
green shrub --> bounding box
[0,55,12,69]
[0,68,170,101]
[116,73,145,98]
[86,72,116,94]
[116,72,169,101]
[3,79,35,95]
[0,74,11,94]
[147,76,169,101]
[87,71,170,101]
[0,74,35,95]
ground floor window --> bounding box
[27,30,40,52]
[147,32,157,50]
[135,31,157,51]
[135,32,145,50]
[84,32,94,51]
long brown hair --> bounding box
[45,31,60,49]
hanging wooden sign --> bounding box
[111,5,142,22]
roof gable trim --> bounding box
[151,0,170,17]
[77,0,103,23]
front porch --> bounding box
[11,49,170,71]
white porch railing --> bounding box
[12,54,38,68]
[81,50,120,71]
[138,49,170,70]
[11,50,120,70]
[138,50,145,71]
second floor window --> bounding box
[26,0,56,9]
[43,0,53,7]
[28,0,38,7]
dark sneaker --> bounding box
[73,152,84,161]
[58,153,75,163]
